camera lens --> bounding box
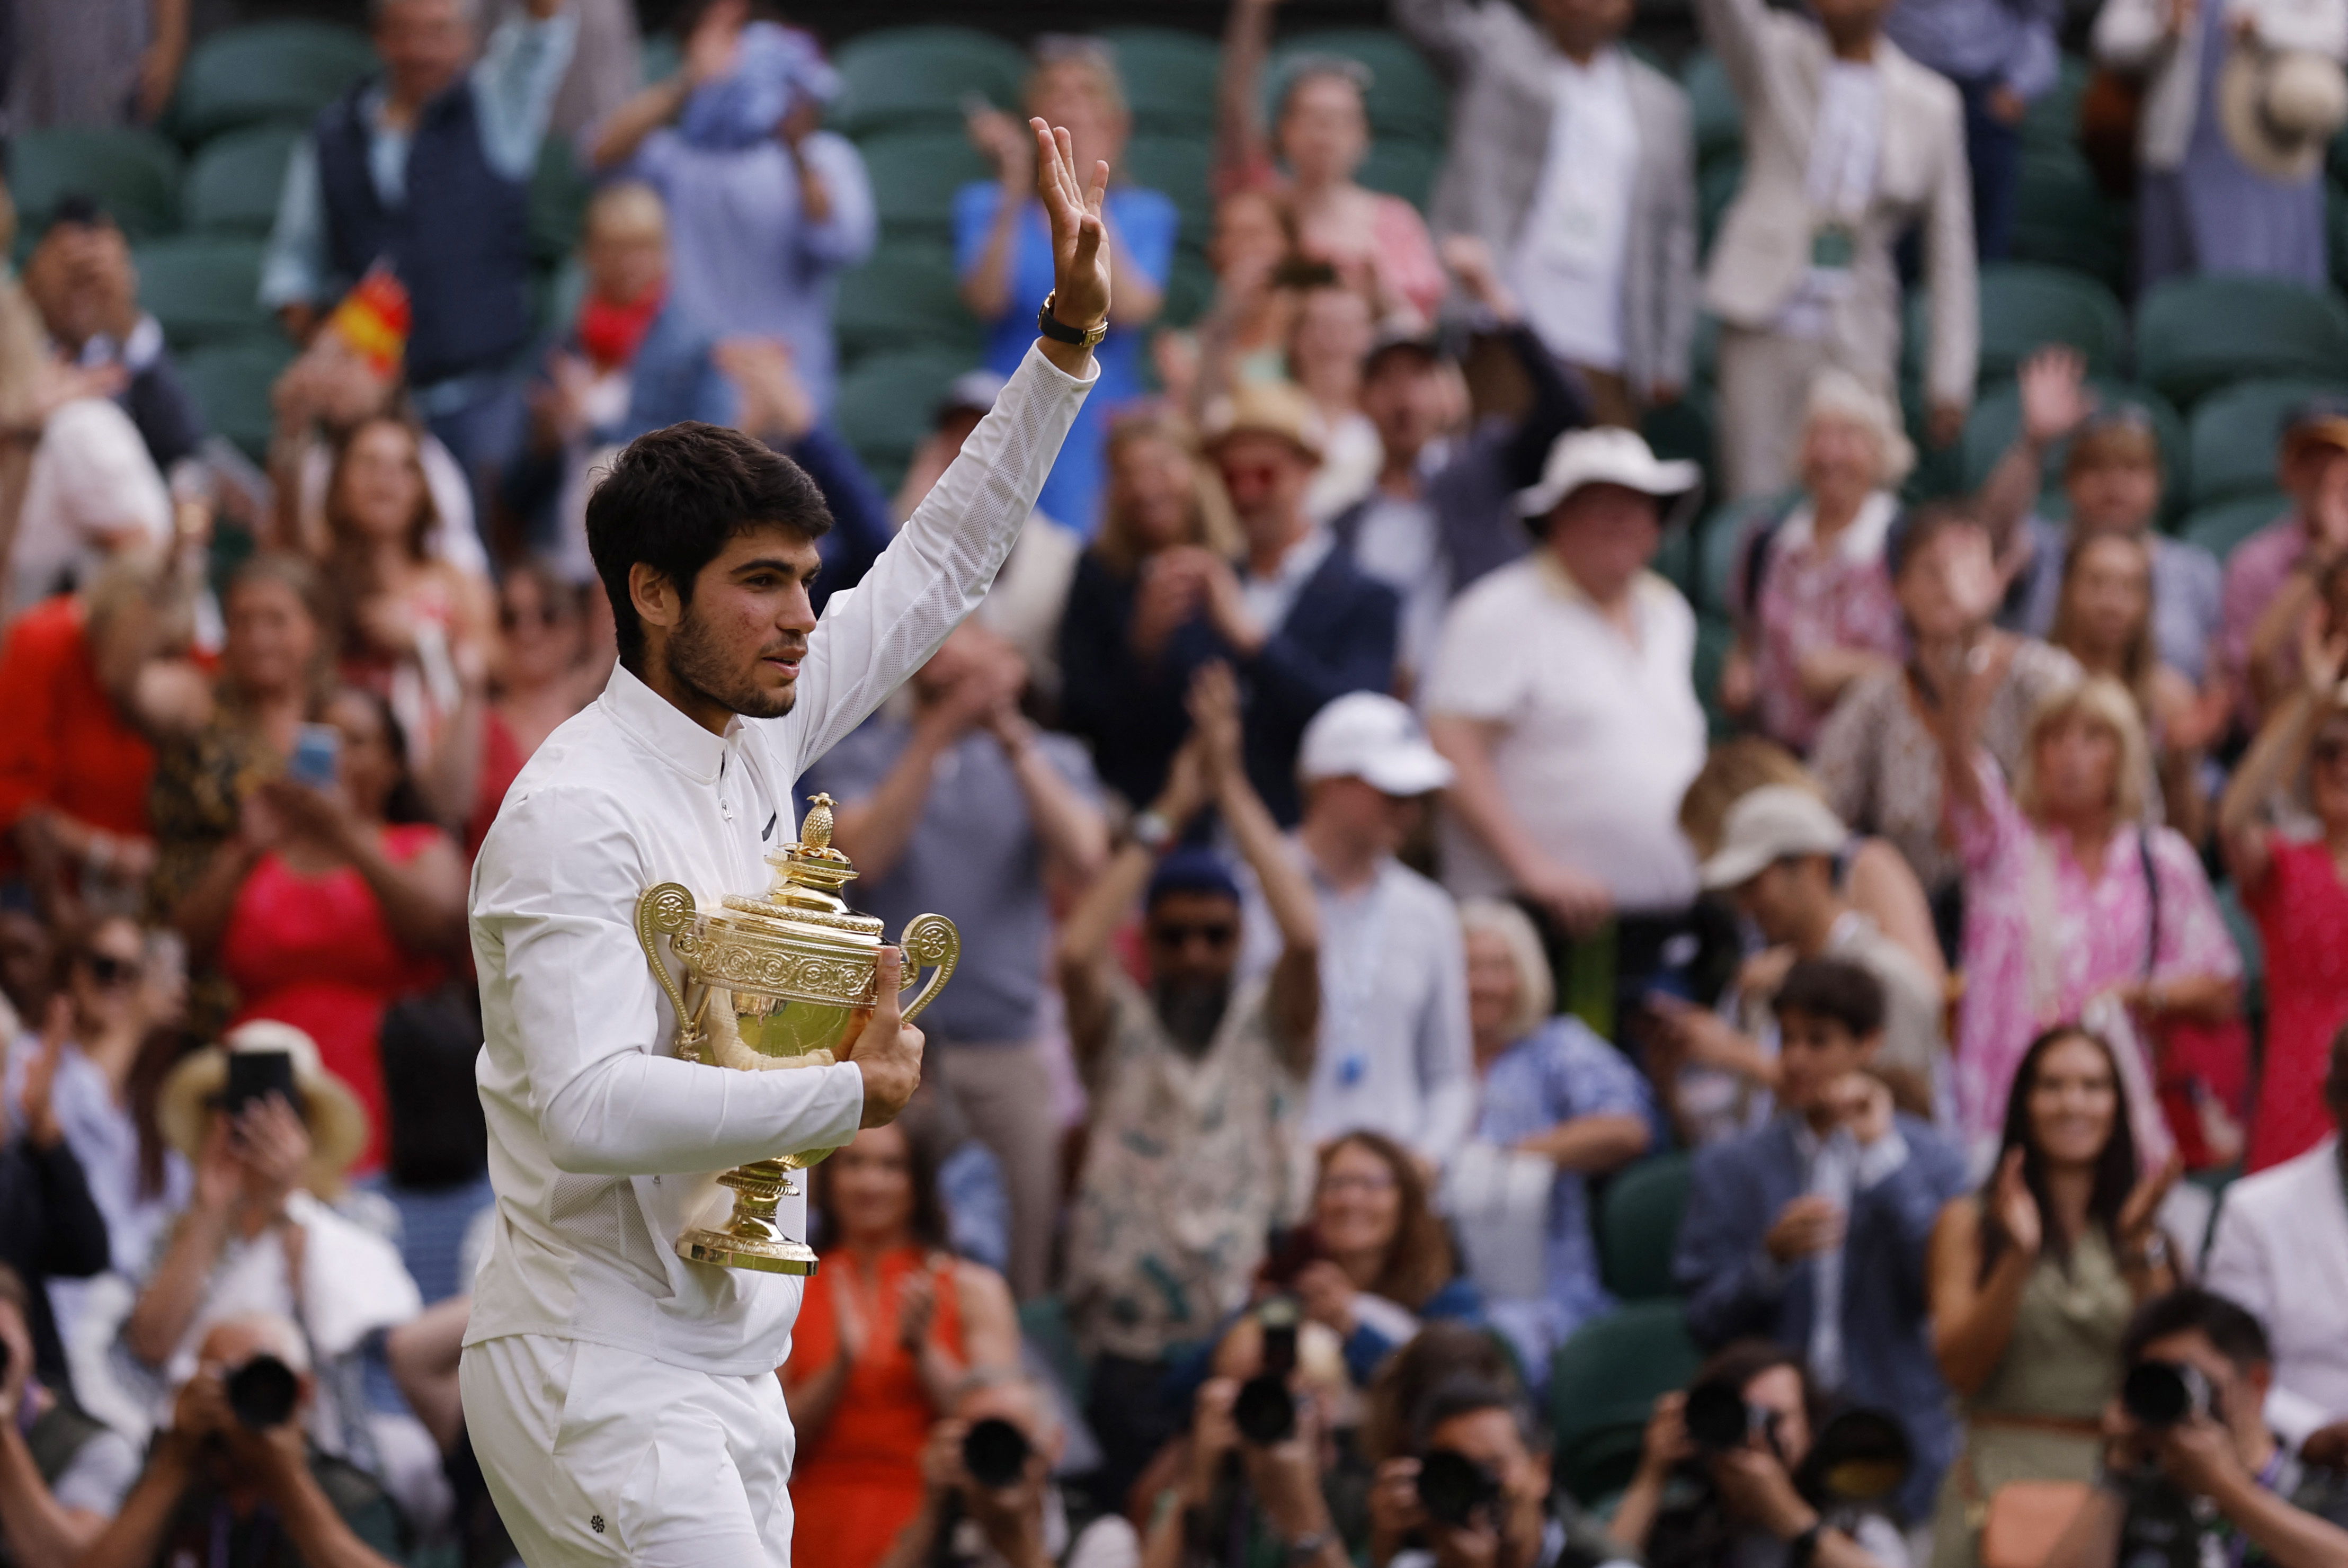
[224,1354,299,1431]
[1683,1379,1755,1454]
[1233,1373,1297,1446]
[961,1416,1031,1490]
[1417,1449,1504,1529]
[2122,1361,2207,1428]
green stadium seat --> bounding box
[1016,1295,1090,1407]
[1956,380,2187,520]
[2137,277,2348,410]
[530,137,591,268]
[1698,159,1742,260]
[2181,491,2290,564]
[860,131,992,245]
[2185,379,2348,509]
[1599,1154,1694,1302]
[134,237,269,348]
[180,338,297,462]
[2009,148,2128,292]
[1122,133,1213,236]
[183,123,301,236]
[1697,612,1736,739]
[1643,393,1715,505]
[834,245,980,363]
[1269,29,1448,147]
[640,32,681,87]
[1550,1303,1703,1505]
[832,27,1027,139]
[170,21,376,142]
[1697,491,1798,615]
[1906,263,2126,391]
[2020,55,2087,157]
[11,129,182,241]
[1099,27,1221,139]
[835,349,974,494]
[1358,139,1442,214]
[1160,245,1216,331]
[1682,50,1743,170]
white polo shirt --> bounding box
[1422,551,1706,912]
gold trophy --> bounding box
[634,794,958,1275]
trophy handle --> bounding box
[636,883,707,1058]
[894,913,960,1024]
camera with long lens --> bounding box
[224,1354,300,1431]
[1648,1397,1914,1568]
[1683,1378,1778,1456]
[961,1417,1032,1490]
[1417,1448,1504,1530]
[1233,1299,1300,1447]
[2123,1361,2219,1429]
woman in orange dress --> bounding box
[784,1119,1019,1568]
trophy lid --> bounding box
[713,792,885,947]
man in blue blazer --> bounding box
[1673,956,1969,1524]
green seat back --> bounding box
[1269,29,1448,148]
[2185,379,2348,509]
[183,123,302,236]
[2180,492,2290,564]
[835,348,973,494]
[180,337,297,461]
[1957,380,2187,523]
[133,236,269,348]
[2009,148,2128,292]
[530,137,591,267]
[1160,244,1216,330]
[1700,159,1742,259]
[833,27,1027,138]
[639,32,681,88]
[860,131,993,245]
[2020,56,2088,157]
[12,129,183,241]
[1696,491,1799,614]
[834,245,979,363]
[1599,1154,1695,1302]
[1682,50,1744,170]
[1550,1302,1703,1505]
[1122,134,1212,237]
[2137,277,2348,410]
[1099,27,1222,139]
[1017,1295,1090,1408]
[171,21,376,142]
[1907,263,2126,390]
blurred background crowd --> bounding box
[3,0,2348,1564]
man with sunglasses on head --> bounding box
[1055,662,1323,1513]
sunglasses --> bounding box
[84,952,139,987]
[1149,920,1238,950]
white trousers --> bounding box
[459,1333,797,1566]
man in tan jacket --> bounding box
[1699,0,1978,500]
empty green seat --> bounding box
[183,123,302,236]
[1599,1153,1695,1303]
[171,21,376,142]
[1956,379,2187,519]
[530,137,591,267]
[1700,159,1742,259]
[1550,1303,1703,1505]
[180,338,296,462]
[2020,55,2087,157]
[834,245,979,363]
[1269,29,1447,148]
[833,27,1027,138]
[12,129,182,241]
[2137,277,2348,409]
[2186,379,2348,508]
[1099,26,1221,139]
[134,237,269,347]
[1904,264,2127,391]
[2010,148,2128,292]
[835,349,973,493]
[860,131,992,245]
[1122,134,1213,235]
[1682,50,1744,170]
[2181,492,2290,564]
[1697,491,1798,615]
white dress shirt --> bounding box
[464,344,1093,1377]
[2204,1135,2348,1446]
[1513,48,1642,372]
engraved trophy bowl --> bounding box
[635,793,958,1275]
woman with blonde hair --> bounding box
[1936,672,2243,1170]
[1057,407,1243,810]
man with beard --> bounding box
[1055,661,1323,1510]
[457,121,1109,1567]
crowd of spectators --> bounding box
[5,0,2348,1565]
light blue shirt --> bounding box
[260,10,580,313]
[1882,0,2062,98]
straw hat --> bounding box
[157,1021,371,1192]
[1202,380,1328,462]
[2219,45,2348,182]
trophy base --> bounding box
[677,1227,819,1276]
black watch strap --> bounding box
[1037,290,1106,347]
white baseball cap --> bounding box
[1298,693,1455,796]
[1515,426,1701,519]
[1698,786,1850,890]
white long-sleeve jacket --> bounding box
[463,344,1093,1376]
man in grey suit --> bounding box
[1395,0,1698,430]
[1697,0,1978,500]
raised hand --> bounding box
[17,997,71,1151]
[1186,661,1245,784]
[1031,119,1110,337]
[2018,346,2094,447]
[2301,600,2348,700]
[1764,1194,1847,1263]
[1991,1148,2043,1258]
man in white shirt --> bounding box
[2204,1031,2348,1463]
[457,123,1110,1567]
[1424,426,1707,1038]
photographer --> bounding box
[874,1373,1136,1568]
[1366,1376,1631,1568]
[76,1312,404,1568]
[2045,1289,2348,1568]
[1612,1343,1910,1568]
[0,1264,140,1568]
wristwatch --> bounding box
[1037,290,1108,348]
[1131,809,1176,853]
[1787,1522,1825,1568]
[1280,1533,1331,1564]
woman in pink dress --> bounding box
[1938,669,2242,1174]
[176,686,468,1170]
[2219,613,2348,1170]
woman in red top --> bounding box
[786,1119,1019,1568]
[173,685,467,1170]
[2220,598,2348,1170]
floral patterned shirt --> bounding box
[1740,494,1906,753]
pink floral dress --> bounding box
[1739,494,1906,753]
[1950,755,2242,1172]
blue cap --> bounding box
[678,23,841,151]
[1145,846,1241,911]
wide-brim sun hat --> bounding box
[1514,426,1701,519]
[1202,380,1329,464]
[2219,46,2348,182]
[157,1020,371,1192]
